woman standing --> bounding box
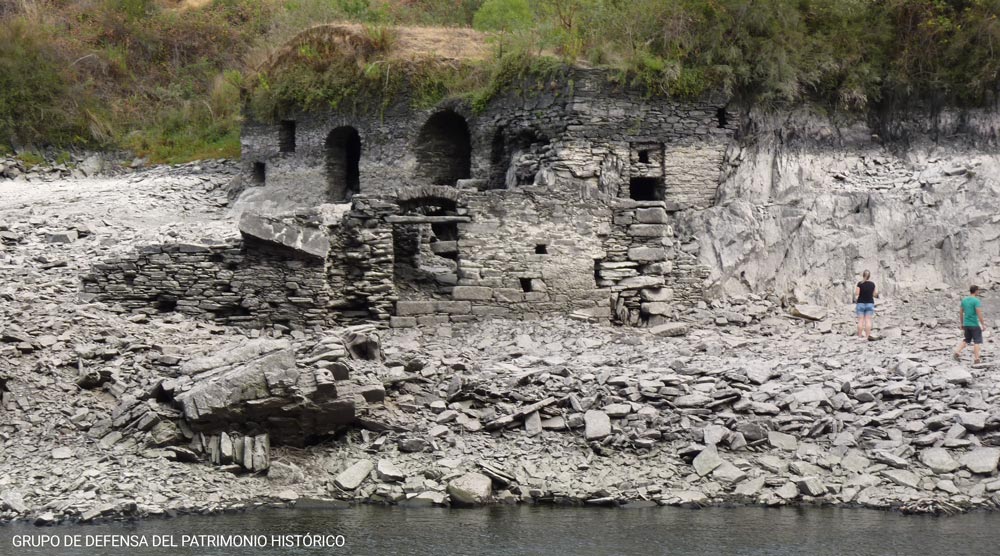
[854,270,877,339]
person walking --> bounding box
[955,285,987,364]
[854,270,877,339]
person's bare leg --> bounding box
[865,315,873,338]
[955,341,967,360]
[974,344,981,364]
[857,316,864,338]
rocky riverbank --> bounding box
[2,165,1000,526]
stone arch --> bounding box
[415,110,471,186]
[326,126,361,201]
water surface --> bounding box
[2,505,998,556]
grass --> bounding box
[2,0,1000,162]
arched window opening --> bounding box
[415,111,471,186]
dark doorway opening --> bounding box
[252,162,266,184]
[629,177,665,201]
[279,120,296,152]
[716,107,728,128]
[326,126,361,201]
[416,110,471,185]
[519,278,533,292]
[535,244,548,254]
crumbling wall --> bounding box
[599,201,710,326]
[237,68,734,215]
[82,242,337,328]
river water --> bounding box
[2,505,999,556]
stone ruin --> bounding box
[83,68,730,332]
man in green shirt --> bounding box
[955,285,987,364]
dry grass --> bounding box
[261,23,490,73]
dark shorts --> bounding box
[964,326,984,345]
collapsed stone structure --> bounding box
[84,65,732,330]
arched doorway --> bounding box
[326,126,361,201]
[415,111,471,186]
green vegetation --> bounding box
[2,0,999,162]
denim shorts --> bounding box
[855,303,875,317]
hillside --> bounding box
[2,0,998,163]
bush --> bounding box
[0,19,82,145]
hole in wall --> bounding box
[593,259,602,287]
[629,177,665,201]
[155,294,177,313]
[519,278,533,292]
[416,110,471,186]
[252,162,266,184]
[638,150,650,164]
[326,126,362,201]
[716,107,728,128]
[279,120,296,153]
[535,244,548,254]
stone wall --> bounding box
[598,201,710,326]
[82,242,338,329]
[236,68,733,215]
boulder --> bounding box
[376,460,406,482]
[447,473,493,505]
[173,339,355,446]
[919,448,959,474]
[584,410,611,440]
[693,445,723,476]
[239,211,334,259]
[334,460,374,490]
[961,448,1000,474]
[649,323,689,337]
[790,304,827,321]
[768,430,798,451]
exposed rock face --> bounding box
[679,109,1000,304]
[170,339,355,446]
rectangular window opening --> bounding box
[279,120,296,153]
[629,177,664,201]
[252,162,266,184]
[638,150,650,164]
[519,278,533,292]
[535,244,548,254]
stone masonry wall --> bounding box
[237,68,733,215]
[82,242,336,329]
[598,201,711,326]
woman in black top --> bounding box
[854,270,878,339]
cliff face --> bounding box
[678,108,1000,305]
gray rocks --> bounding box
[376,460,406,482]
[172,339,355,446]
[789,304,827,321]
[45,230,78,244]
[649,323,689,337]
[334,460,374,490]
[796,477,826,497]
[238,211,335,259]
[447,472,493,505]
[584,410,611,441]
[882,469,920,489]
[693,445,723,476]
[768,431,798,451]
[960,448,1000,474]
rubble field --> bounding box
[1,164,998,524]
